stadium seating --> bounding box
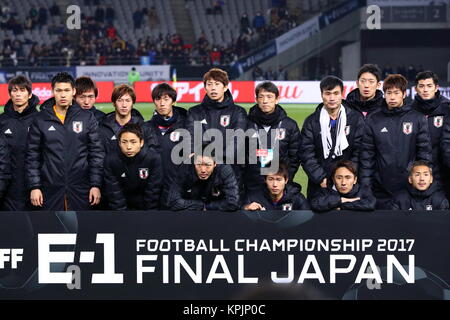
[0,0,177,55]
[108,0,177,48]
[0,0,344,67]
[186,0,271,46]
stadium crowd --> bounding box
[0,0,336,67]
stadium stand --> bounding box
[0,0,352,68]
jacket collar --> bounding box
[201,90,235,110]
[412,91,449,116]
[4,94,39,118]
[381,100,412,116]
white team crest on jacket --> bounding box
[276,128,286,140]
[220,115,230,127]
[282,203,293,211]
[139,168,149,179]
[345,125,350,136]
[434,116,443,128]
[426,205,433,211]
[170,131,180,142]
[72,121,83,133]
[402,122,413,135]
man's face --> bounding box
[75,89,96,110]
[194,155,216,180]
[333,167,357,195]
[265,174,287,197]
[409,165,433,191]
[385,87,406,108]
[119,132,143,158]
[114,93,133,117]
[256,89,279,114]
[322,86,343,111]
[53,82,75,108]
[9,86,32,108]
[205,79,227,102]
[357,72,380,101]
[416,78,439,100]
[154,94,174,117]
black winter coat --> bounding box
[441,115,450,175]
[186,91,248,153]
[0,95,39,210]
[243,183,310,210]
[299,103,364,198]
[346,88,384,120]
[390,183,449,211]
[103,145,163,210]
[310,184,376,212]
[143,106,188,207]
[0,134,9,201]
[41,99,106,123]
[26,98,104,210]
[167,164,240,211]
[89,106,106,123]
[412,91,450,193]
[360,102,432,199]
[98,109,145,153]
[245,104,301,192]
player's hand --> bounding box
[30,189,44,207]
[341,197,360,203]
[244,202,264,211]
[89,187,101,205]
[320,178,327,188]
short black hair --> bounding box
[194,143,216,162]
[51,72,75,89]
[75,76,98,97]
[409,160,433,176]
[415,71,439,86]
[118,123,144,141]
[383,74,408,93]
[152,83,177,102]
[264,161,289,180]
[331,160,358,178]
[358,63,381,82]
[8,75,32,94]
[255,81,279,98]
[320,76,344,93]
[358,64,382,82]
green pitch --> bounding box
[96,102,316,192]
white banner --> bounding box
[367,0,449,6]
[275,16,320,54]
[257,81,358,104]
[76,65,170,83]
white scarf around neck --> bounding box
[320,105,349,159]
